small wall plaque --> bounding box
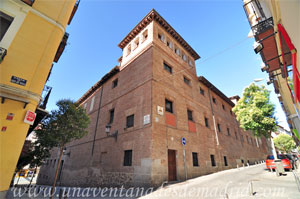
[144,114,150,125]
[157,106,164,115]
[11,76,27,86]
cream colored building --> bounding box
[243,0,300,138]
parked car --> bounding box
[266,154,292,171]
[285,154,298,169]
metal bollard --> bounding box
[249,181,254,196]
[274,160,285,176]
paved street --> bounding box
[6,163,300,198]
[141,164,300,199]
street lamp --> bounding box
[253,41,264,54]
[261,62,269,72]
[105,124,111,136]
[105,124,118,141]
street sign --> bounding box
[181,137,186,146]
[24,110,36,125]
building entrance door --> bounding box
[168,149,177,181]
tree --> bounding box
[232,83,277,137]
[273,134,296,153]
[35,99,90,197]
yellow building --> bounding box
[243,0,300,139]
[0,0,79,194]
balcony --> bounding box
[21,0,34,6]
[68,0,80,25]
[26,85,51,136]
[243,0,273,35]
[39,85,52,109]
[53,32,69,63]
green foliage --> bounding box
[287,77,294,93]
[232,83,276,137]
[31,99,90,167]
[36,99,90,148]
[273,134,296,153]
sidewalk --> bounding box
[5,163,300,198]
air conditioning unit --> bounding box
[0,47,7,64]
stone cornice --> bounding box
[118,9,200,60]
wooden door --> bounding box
[168,150,177,181]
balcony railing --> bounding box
[243,0,273,35]
[68,0,80,25]
[39,85,52,109]
[53,32,69,63]
[251,17,273,35]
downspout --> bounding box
[91,86,104,156]
[208,87,219,145]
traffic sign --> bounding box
[181,137,186,146]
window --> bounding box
[222,104,225,110]
[235,131,238,139]
[126,44,131,56]
[164,62,172,74]
[123,150,132,166]
[0,11,14,42]
[217,123,221,132]
[200,87,205,95]
[175,45,180,56]
[224,156,228,166]
[126,114,134,128]
[210,155,216,167]
[182,53,187,61]
[109,109,114,124]
[166,39,173,49]
[112,79,118,88]
[204,117,209,127]
[53,159,56,168]
[142,29,148,41]
[158,33,164,42]
[89,96,95,112]
[230,110,232,115]
[187,109,193,121]
[192,152,199,167]
[134,38,139,49]
[184,76,191,85]
[165,99,173,113]
[188,59,193,67]
[212,97,216,104]
[241,159,244,164]
[246,135,249,143]
[227,128,230,136]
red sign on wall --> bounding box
[6,113,14,121]
[24,110,36,125]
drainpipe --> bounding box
[255,137,259,148]
[208,87,219,145]
[91,86,104,155]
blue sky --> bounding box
[45,0,289,130]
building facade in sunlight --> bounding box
[38,9,271,188]
[0,0,79,194]
[243,0,300,142]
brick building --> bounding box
[38,9,271,188]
